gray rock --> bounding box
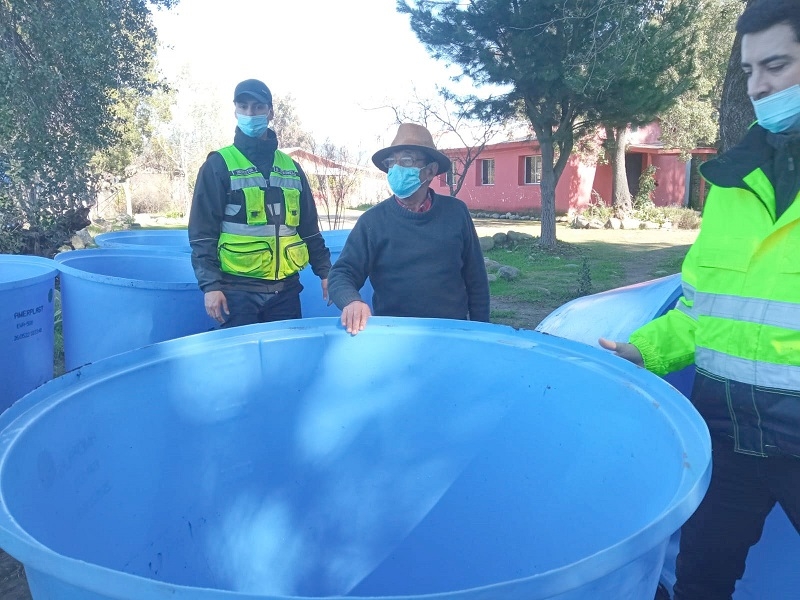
[497,265,520,280]
[605,217,622,230]
[621,218,641,230]
[492,232,509,246]
[572,215,590,229]
[479,236,495,252]
[69,234,86,250]
[487,273,498,283]
[484,258,502,271]
[507,230,534,242]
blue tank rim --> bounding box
[94,229,191,252]
[54,248,200,290]
[0,255,58,292]
[0,318,712,600]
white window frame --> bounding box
[481,158,495,185]
[524,155,542,185]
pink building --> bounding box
[432,123,716,215]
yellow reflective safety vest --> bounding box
[216,146,309,280]
[630,140,800,392]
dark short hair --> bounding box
[737,0,800,43]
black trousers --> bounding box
[220,288,302,329]
[673,435,800,599]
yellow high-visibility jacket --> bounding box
[630,127,800,390]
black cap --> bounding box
[233,79,272,106]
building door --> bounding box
[625,153,643,198]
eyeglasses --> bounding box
[382,155,429,170]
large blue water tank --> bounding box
[93,228,374,317]
[54,248,214,371]
[0,318,710,600]
[299,229,374,317]
[536,276,800,598]
[0,255,57,411]
[94,229,190,251]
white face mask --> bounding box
[752,84,800,133]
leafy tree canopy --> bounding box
[0,0,177,255]
[400,0,699,246]
[658,0,743,155]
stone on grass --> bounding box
[507,230,534,242]
[497,265,520,280]
[621,218,641,230]
[572,215,590,229]
[484,258,502,272]
[492,232,509,246]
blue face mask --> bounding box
[752,84,800,133]
[387,165,424,199]
[236,113,269,138]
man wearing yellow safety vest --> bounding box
[189,79,331,328]
[600,1,800,598]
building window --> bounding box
[445,162,457,186]
[480,159,495,185]
[524,155,542,184]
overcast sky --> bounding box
[152,0,468,154]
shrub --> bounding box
[580,189,613,222]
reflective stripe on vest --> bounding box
[221,223,298,237]
[696,347,800,389]
[690,291,800,389]
[694,292,800,331]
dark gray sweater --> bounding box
[328,193,490,321]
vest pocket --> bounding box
[219,240,275,278]
[696,239,751,272]
[284,189,301,227]
[282,239,309,273]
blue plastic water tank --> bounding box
[94,229,191,251]
[535,276,800,599]
[93,228,373,317]
[0,318,710,599]
[299,229,374,317]
[0,255,57,412]
[54,248,215,371]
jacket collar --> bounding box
[233,127,279,158]
[699,124,772,189]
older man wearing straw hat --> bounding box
[328,123,490,335]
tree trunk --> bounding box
[539,138,557,248]
[606,125,632,217]
[719,2,755,152]
[123,181,133,216]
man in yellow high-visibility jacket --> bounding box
[189,79,330,327]
[601,1,800,598]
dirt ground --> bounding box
[0,214,698,598]
[0,550,29,600]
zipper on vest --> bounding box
[268,201,282,280]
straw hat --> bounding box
[372,123,452,174]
